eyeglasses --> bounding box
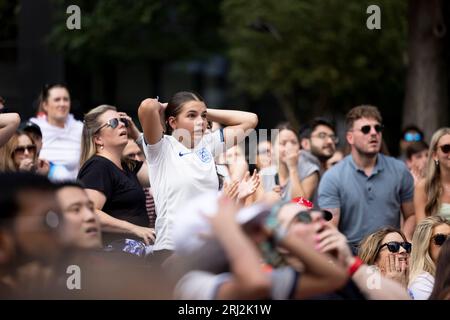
[404,132,422,142]
[379,241,412,254]
[311,132,339,144]
[359,124,384,135]
[14,144,37,155]
[439,144,450,154]
[432,233,448,246]
[95,118,129,133]
[290,210,333,224]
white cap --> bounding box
[173,191,270,255]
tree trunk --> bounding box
[403,0,448,141]
[275,92,300,131]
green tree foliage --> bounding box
[221,0,408,120]
[48,0,224,64]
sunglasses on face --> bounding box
[439,144,450,154]
[14,144,37,155]
[95,117,129,133]
[432,233,448,246]
[291,209,333,224]
[359,124,384,135]
[379,241,412,254]
[404,132,422,142]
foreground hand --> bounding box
[237,170,260,200]
[131,226,155,245]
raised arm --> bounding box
[211,196,270,299]
[279,226,348,299]
[137,98,164,145]
[206,109,258,146]
[0,113,20,147]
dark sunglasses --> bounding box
[439,144,450,154]
[379,241,412,254]
[432,233,448,246]
[360,124,384,135]
[404,132,422,142]
[95,118,129,133]
[291,209,333,224]
[14,144,37,155]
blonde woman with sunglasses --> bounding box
[78,105,154,251]
[415,128,450,224]
[408,216,450,299]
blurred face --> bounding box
[123,139,145,161]
[225,145,244,164]
[434,134,450,170]
[43,87,70,124]
[309,125,337,160]
[375,232,409,273]
[57,187,102,249]
[326,150,344,170]
[276,129,299,163]
[256,141,273,170]
[400,130,422,153]
[406,149,428,172]
[277,204,325,247]
[13,190,62,260]
[347,117,382,157]
[169,100,208,148]
[429,223,450,263]
[95,110,128,151]
[13,135,36,168]
[28,132,43,155]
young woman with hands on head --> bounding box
[138,92,258,260]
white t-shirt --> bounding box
[30,114,83,180]
[143,130,225,251]
[408,271,435,300]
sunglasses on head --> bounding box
[95,117,129,133]
[359,124,384,135]
[291,209,333,224]
[14,144,37,155]
[404,132,422,142]
[432,233,448,246]
[379,241,412,254]
[439,144,450,154]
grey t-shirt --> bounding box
[318,154,414,247]
[260,151,320,201]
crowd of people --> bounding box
[0,85,449,300]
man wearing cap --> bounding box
[21,121,72,181]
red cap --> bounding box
[291,197,313,209]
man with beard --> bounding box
[318,106,415,254]
[299,117,339,173]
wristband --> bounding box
[348,256,363,276]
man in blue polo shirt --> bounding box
[318,105,415,253]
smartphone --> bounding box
[274,173,280,185]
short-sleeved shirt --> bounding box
[408,272,434,300]
[318,154,414,247]
[143,130,225,251]
[260,151,320,201]
[77,155,149,245]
